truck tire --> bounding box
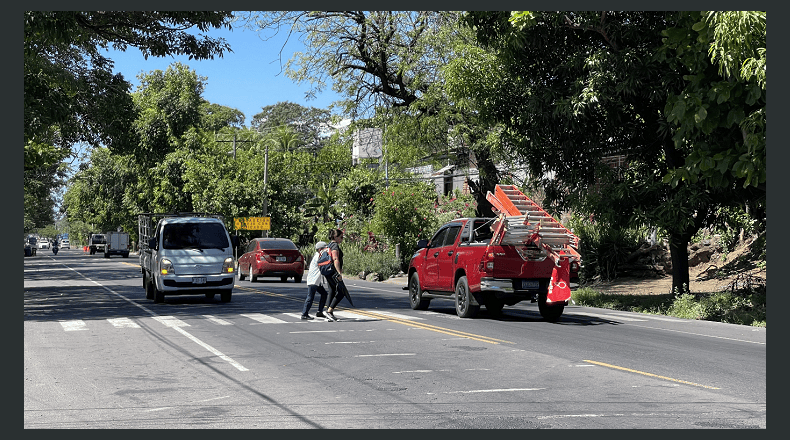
[144,274,154,300]
[123,252,129,258]
[220,290,232,303]
[538,293,565,322]
[409,273,430,310]
[153,281,165,303]
[455,276,479,318]
[104,252,109,258]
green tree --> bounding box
[370,182,438,265]
[458,11,766,293]
[25,11,233,231]
[252,101,332,151]
[242,11,503,216]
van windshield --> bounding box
[162,223,229,250]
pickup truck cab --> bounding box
[408,217,579,321]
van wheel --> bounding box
[153,286,165,303]
[455,276,479,318]
[144,274,154,300]
[409,273,430,310]
[220,291,232,302]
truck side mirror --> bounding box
[415,239,428,250]
[148,237,157,250]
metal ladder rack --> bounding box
[486,185,581,265]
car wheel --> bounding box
[294,275,303,283]
[250,265,258,282]
[538,293,564,322]
[220,290,232,302]
[455,276,479,318]
[281,276,288,282]
[409,273,430,310]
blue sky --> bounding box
[103,24,343,126]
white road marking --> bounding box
[55,264,249,372]
[355,353,416,357]
[241,313,289,324]
[60,320,87,331]
[154,316,190,327]
[371,311,424,321]
[537,414,624,419]
[202,315,233,325]
[332,311,373,320]
[567,311,647,322]
[107,317,140,328]
[440,388,545,394]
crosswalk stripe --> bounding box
[60,320,87,331]
[240,313,289,324]
[202,315,234,325]
[154,316,190,327]
[107,317,140,328]
[370,311,424,321]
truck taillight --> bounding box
[480,251,495,275]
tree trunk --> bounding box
[668,233,691,295]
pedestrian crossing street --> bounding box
[57,310,425,332]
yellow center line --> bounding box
[236,285,512,345]
[583,360,720,390]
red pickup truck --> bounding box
[407,185,582,321]
[407,217,580,321]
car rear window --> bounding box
[257,240,298,250]
[162,223,229,249]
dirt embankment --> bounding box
[588,234,766,296]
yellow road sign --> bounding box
[234,216,270,230]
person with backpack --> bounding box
[322,229,346,322]
[300,241,330,320]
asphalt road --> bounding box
[24,249,766,429]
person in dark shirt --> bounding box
[323,229,346,322]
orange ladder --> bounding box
[486,184,581,265]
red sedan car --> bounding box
[238,238,304,283]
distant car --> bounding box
[60,239,70,249]
[38,238,50,249]
[238,238,304,283]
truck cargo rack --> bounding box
[137,212,225,251]
[486,185,581,266]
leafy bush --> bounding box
[299,235,400,281]
[567,215,648,281]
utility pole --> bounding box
[262,141,269,238]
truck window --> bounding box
[428,228,449,249]
[162,223,229,250]
[443,225,462,247]
[472,219,494,243]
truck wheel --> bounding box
[144,274,154,300]
[104,252,109,258]
[455,276,479,318]
[409,273,430,310]
[485,298,505,315]
[538,293,564,322]
[220,290,232,303]
[123,252,129,258]
[153,286,165,303]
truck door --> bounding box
[437,225,462,291]
[422,227,449,290]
